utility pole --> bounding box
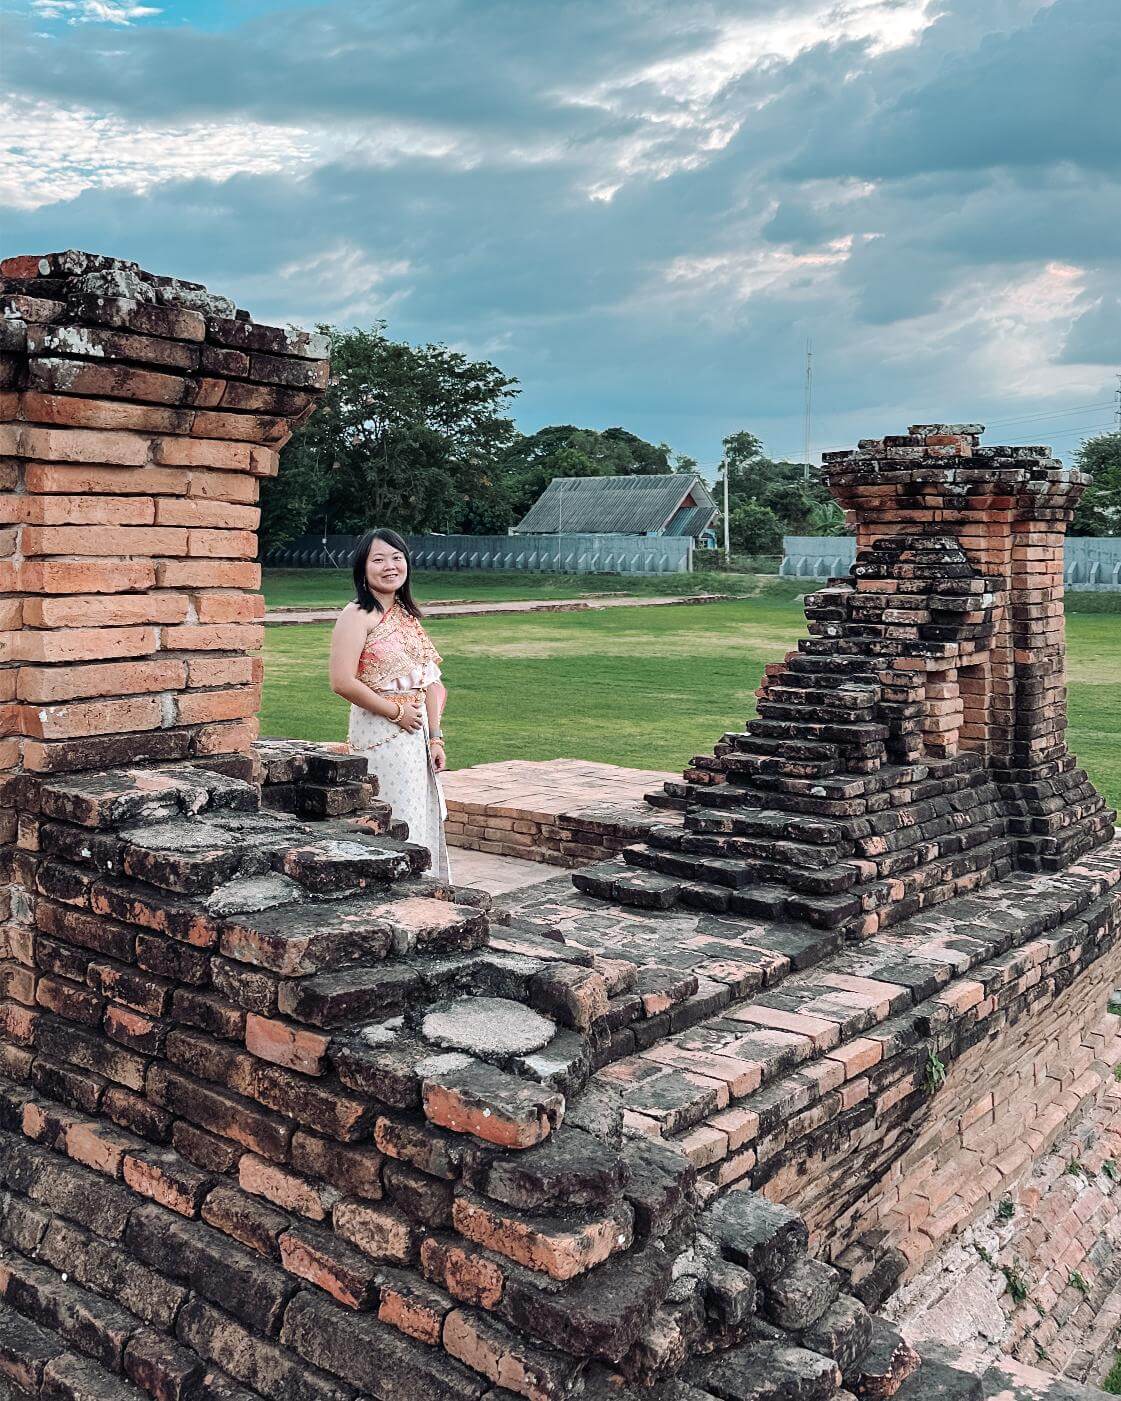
[802,338,813,481]
[1114,372,1121,432]
[723,462,730,564]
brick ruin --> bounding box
[0,254,1118,1401]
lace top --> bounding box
[356,603,442,693]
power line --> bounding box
[985,400,1114,428]
[1000,422,1114,446]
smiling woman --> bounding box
[328,528,452,879]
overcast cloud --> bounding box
[4,0,1119,468]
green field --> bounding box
[260,594,1121,809]
[263,567,806,609]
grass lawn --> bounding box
[262,567,808,609]
[260,595,1121,810]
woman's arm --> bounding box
[425,683,447,772]
[329,608,421,728]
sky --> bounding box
[3,0,1120,473]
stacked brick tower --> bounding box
[583,426,1113,940]
[0,250,328,781]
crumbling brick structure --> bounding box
[0,259,1116,1401]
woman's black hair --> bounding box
[351,528,422,617]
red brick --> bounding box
[186,528,256,559]
[18,658,186,703]
[65,1121,136,1177]
[377,1277,449,1343]
[190,718,259,754]
[239,1153,337,1221]
[245,1013,330,1076]
[191,592,265,623]
[185,469,259,504]
[22,525,188,557]
[17,626,158,664]
[450,1195,632,1281]
[17,494,157,526]
[158,561,261,590]
[16,559,158,594]
[162,623,263,654]
[151,437,251,470]
[123,1150,212,1216]
[23,593,190,629]
[278,1226,377,1309]
[333,1199,419,1263]
[186,656,261,688]
[420,1237,505,1308]
[24,462,185,497]
[22,695,163,741]
[9,424,151,465]
[154,498,259,529]
[18,392,191,436]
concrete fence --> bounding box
[781,534,1121,589]
[265,531,694,575]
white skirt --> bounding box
[348,704,451,882]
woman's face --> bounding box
[366,541,408,595]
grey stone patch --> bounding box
[152,279,236,316]
[359,1019,404,1048]
[421,996,556,1058]
[205,874,304,917]
[514,1026,590,1095]
[414,1050,475,1076]
[71,268,157,302]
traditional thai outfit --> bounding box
[348,603,450,881]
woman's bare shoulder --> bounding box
[333,601,370,633]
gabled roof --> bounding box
[514,473,716,536]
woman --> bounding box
[329,528,451,880]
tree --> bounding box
[261,324,520,549]
[711,430,841,546]
[729,501,784,554]
[1071,432,1121,536]
[495,424,676,523]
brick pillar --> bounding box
[824,423,1111,867]
[0,251,327,779]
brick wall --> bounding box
[0,251,327,780]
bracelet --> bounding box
[429,728,443,740]
[430,737,446,747]
[389,701,405,724]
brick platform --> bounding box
[442,758,673,867]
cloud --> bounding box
[1061,296,1121,366]
[4,0,1119,466]
[31,0,161,23]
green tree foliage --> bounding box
[1071,432,1121,536]
[495,424,677,523]
[712,431,846,545]
[729,501,784,554]
[262,324,520,548]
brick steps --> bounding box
[591,841,1121,1236]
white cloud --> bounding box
[267,244,413,324]
[31,0,161,23]
[0,96,317,208]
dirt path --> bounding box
[264,592,730,624]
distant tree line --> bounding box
[264,327,1121,559]
[261,323,701,551]
[1072,433,1121,535]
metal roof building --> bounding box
[513,473,717,539]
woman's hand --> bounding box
[395,700,423,733]
[431,739,447,772]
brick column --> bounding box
[0,251,327,779]
[824,423,1110,867]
